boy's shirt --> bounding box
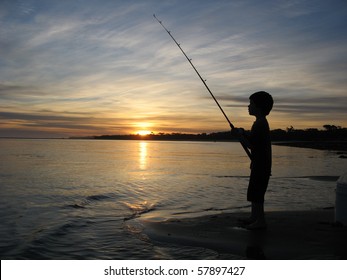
[249,117,272,176]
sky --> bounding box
[1,0,347,138]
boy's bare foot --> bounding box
[246,219,267,230]
[238,217,256,225]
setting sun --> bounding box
[136,130,152,136]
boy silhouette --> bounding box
[236,91,273,230]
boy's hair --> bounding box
[250,91,273,115]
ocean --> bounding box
[0,139,344,259]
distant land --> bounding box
[73,125,347,152]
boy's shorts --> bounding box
[247,169,270,203]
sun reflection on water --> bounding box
[139,142,147,170]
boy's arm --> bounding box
[232,128,252,150]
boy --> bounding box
[236,91,273,230]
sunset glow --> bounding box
[136,130,152,136]
[1,0,346,138]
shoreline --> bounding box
[140,209,347,259]
[272,141,347,152]
[2,137,346,152]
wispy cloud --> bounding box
[1,0,346,137]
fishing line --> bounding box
[153,14,252,159]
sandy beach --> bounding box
[141,209,347,259]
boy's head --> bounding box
[249,91,273,116]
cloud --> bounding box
[1,0,347,137]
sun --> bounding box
[136,130,152,136]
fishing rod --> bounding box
[153,14,252,159]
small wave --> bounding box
[218,175,339,182]
[86,194,111,201]
[123,201,157,221]
[172,205,250,216]
[66,204,86,209]
[303,176,339,182]
[123,219,150,243]
[215,175,249,178]
[64,193,113,209]
[272,176,339,182]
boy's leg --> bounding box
[254,202,265,219]
[251,202,258,219]
[247,202,267,230]
[238,203,257,224]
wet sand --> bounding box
[141,209,347,259]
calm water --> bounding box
[0,139,344,259]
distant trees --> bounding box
[91,125,346,142]
[323,124,341,131]
[89,125,346,142]
[271,125,347,141]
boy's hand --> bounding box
[232,127,251,150]
[232,127,245,137]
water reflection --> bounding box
[139,142,147,170]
